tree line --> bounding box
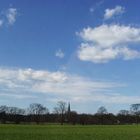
[0,101,140,125]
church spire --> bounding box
[68,102,71,113]
[67,102,71,123]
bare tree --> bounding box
[118,110,129,116]
[28,103,49,124]
[97,106,108,115]
[0,106,7,124]
[130,104,140,115]
[96,106,108,124]
[7,107,25,115]
[0,106,8,113]
[0,106,25,115]
[28,103,49,115]
[130,104,140,124]
[54,101,67,125]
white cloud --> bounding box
[120,47,140,60]
[0,67,139,105]
[77,24,140,63]
[6,8,17,25]
[78,24,140,47]
[0,68,118,93]
[78,43,118,63]
[104,6,125,20]
[1,67,136,105]
[0,7,18,27]
[78,43,140,63]
[55,49,65,58]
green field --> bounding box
[0,124,140,140]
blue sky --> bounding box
[0,0,140,113]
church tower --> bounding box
[68,102,71,113]
[67,102,71,122]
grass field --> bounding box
[0,124,140,140]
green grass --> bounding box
[0,124,140,140]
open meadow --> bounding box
[0,124,140,140]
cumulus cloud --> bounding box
[78,43,118,63]
[6,8,18,25]
[55,49,65,58]
[78,25,140,47]
[77,24,140,63]
[1,67,136,104]
[104,6,125,20]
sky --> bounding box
[0,0,140,114]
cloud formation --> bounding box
[0,7,18,28]
[77,24,140,63]
[6,8,18,25]
[104,6,125,20]
[0,67,126,102]
[55,49,65,58]
[0,67,139,104]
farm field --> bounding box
[0,124,140,140]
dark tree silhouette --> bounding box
[28,103,49,115]
[118,110,129,116]
[130,104,140,124]
[97,106,108,115]
[28,103,49,124]
[54,101,67,125]
[0,102,140,125]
